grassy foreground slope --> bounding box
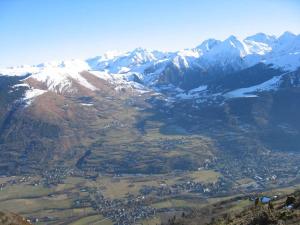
[163,191,300,225]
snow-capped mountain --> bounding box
[1,32,300,177]
[0,32,299,104]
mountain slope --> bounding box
[0,31,299,181]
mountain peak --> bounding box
[214,35,247,57]
[129,47,153,58]
[223,35,244,48]
[1,31,299,82]
[196,38,221,53]
[278,31,297,42]
[226,35,239,41]
[245,32,276,44]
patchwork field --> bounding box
[0,169,224,225]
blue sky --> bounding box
[0,0,300,66]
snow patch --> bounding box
[23,88,47,106]
[189,85,207,94]
[81,103,94,106]
[13,83,30,88]
[224,75,283,99]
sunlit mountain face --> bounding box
[0,31,300,225]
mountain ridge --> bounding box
[0,32,299,107]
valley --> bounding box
[1,168,300,225]
[1,89,300,224]
[0,31,300,224]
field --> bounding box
[1,173,300,225]
[187,170,220,184]
[0,176,112,225]
[0,169,223,225]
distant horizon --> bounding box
[1,0,299,66]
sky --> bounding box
[0,0,300,66]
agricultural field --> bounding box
[0,169,225,225]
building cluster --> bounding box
[74,187,156,225]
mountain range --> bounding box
[1,31,300,100]
[0,31,299,176]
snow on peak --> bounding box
[209,36,246,57]
[27,59,96,93]
[278,31,297,42]
[1,59,97,96]
[87,48,167,74]
[222,35,248,56]
[196,39,221,53]
[245,33,276,45]
[196,35,248,69]
[1,31,299,100]
[263,32,300,71]
[170,49,200,69]
[128,48,157,64]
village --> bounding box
[0,162,299,225]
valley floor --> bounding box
[1,170,300,225]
